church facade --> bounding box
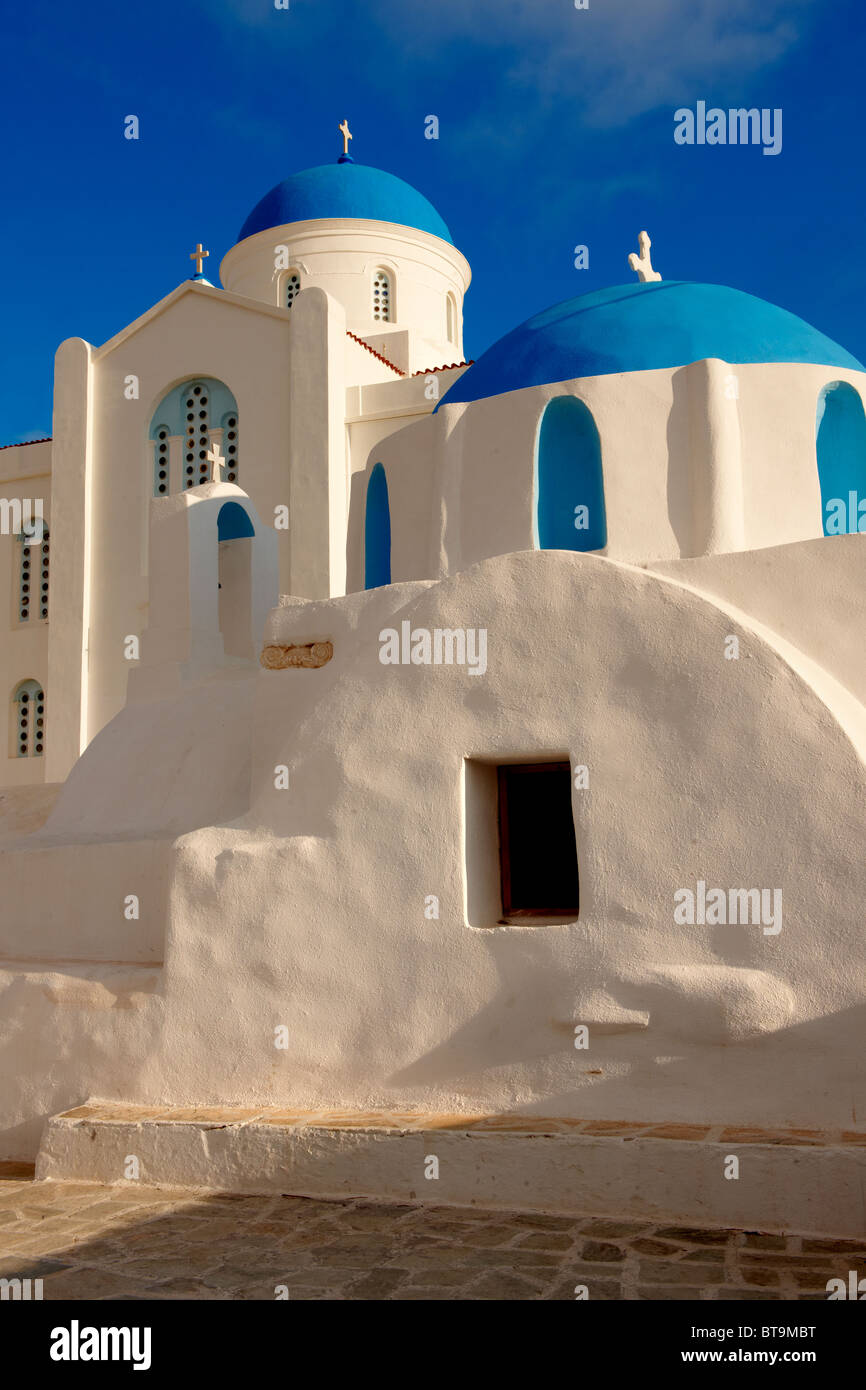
[2,142,866,1226]
[0,155,471,787]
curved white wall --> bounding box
[3,548,866,1155]
[360,360,866,586]
[219,219,471,374]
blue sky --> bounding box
[1,0,864,442]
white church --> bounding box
[1,128,865,1233]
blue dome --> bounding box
[438,281,863,409]
[238,162,453,244]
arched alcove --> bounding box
[535,396,607,552]
[446,292,457,344]
[217,501,255,542]
[364,463,392,589]
[816,382,866,535]
[217,501,255,659]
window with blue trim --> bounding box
[816,382,866,535]
[535,396,607,552]
[364,463,391,588]
[149,379,239,495]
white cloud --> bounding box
[370,0,817,126]
[200,0,818,148]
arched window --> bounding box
[535,396,607,552]
[373,270,392,323]
[446,293,457,344]
[184,382,215,490]
[12,679,45,758]
[217,501,255,541]
[364,463,391,588]
[148,378,239,495]
[17,526,49,623]
[285,272,301,308]
[816,382,866,535]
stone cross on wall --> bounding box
[628,231,662,283]
[207,442,225,484]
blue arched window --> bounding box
[535,396,607,552]
[364,463,391,588]
[816,382,866,535]
[217,501,255,542]
[148,378,239,495]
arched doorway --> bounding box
[535,396,607,551]
[365,463,391,588]
[816,382,866,535]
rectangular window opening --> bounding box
[497,761,579,923]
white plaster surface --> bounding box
[2,548,865,1160]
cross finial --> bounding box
[628,230,661,283]
[206,441,225,484]
[189,242,210,276]
[339,119,352,157]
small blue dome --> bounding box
[438,281,863,409]
[238,162,453,245]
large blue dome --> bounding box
[238,161,453,245]
[438,281,863,408]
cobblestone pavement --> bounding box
[1,1164,862,1300]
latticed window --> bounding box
[153,426,170,496]
[184,383,212,490]
[13,679,45,758]
[285,272,301,308]
[18,528,49,623]
[222,412,239,484]
[150,378,239,496]
[373,270,391,322]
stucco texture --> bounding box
[1,547,864,1155]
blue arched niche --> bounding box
[217,501,255,542]
[816,382,866,535]
[364,463,391,588]
[535,396,607,552]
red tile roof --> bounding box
[0,437,51,451]
[413,361,474,376]
[346,330,405,376]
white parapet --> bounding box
[35,1103,866,1239]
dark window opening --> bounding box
[497,762,579,921]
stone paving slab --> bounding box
[0,1162,863,1301]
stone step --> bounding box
[35,1103,866,1238]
